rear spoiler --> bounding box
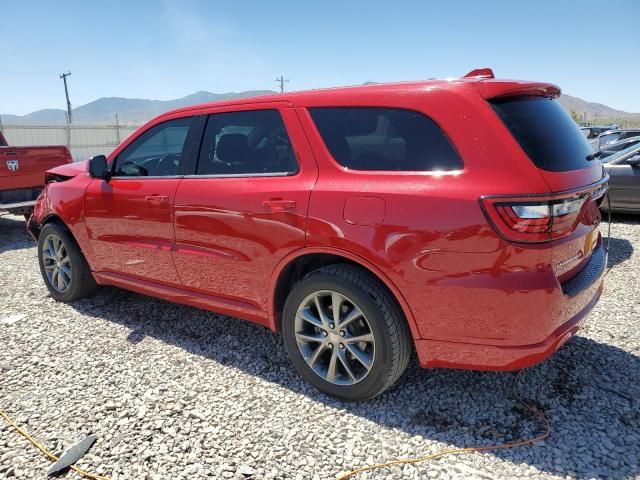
[462,67,561,100]
[478,80,561,100]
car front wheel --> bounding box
[37,222,97,302]
[282,264,412,401]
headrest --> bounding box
[216,133,248,163]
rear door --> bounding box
[84,116,197,285]
[172,106,318,317]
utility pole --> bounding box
[59,71,72,123]
[275,76,289,94]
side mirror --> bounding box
[88,155,109,179]
[628,154,640,166]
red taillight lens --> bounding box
[480,194,589,243]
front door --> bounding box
[172,107,318,314]
[84,116,196,285]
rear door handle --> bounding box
[145,195,169,205]
[262,199,296,212]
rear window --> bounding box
[309,107,463,171]
[489,97,595,172]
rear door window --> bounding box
[309,107,463,171]
[196,109,298,176]
[489,97,595,172]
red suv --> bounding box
[29,68,608,400]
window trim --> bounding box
[191,109,300,178]
[306,106,464,173]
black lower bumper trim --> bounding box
[561,245,606,297]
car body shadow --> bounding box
[0,215,34,254]
[606,237,633,268]
[70,287,640,479]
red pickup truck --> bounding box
[0,130,72,218]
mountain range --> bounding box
[2,89,639,126]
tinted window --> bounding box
[114,117,192,176]
[489,97,595,172]
[309,107,463,171]
[196,110,298,175]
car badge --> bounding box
[6,159,19,172]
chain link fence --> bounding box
[0,121,142,161]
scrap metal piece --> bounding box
[47,435,97,476]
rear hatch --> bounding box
[480,84,607,292]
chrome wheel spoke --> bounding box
[345,333,374,344]
[337,348,357,382]
[326,349,339,382]
[297,308,324,329]
[313,295,331,328]
[338,307,363,329]
[307,341,328,367]
[295,331,325,343]
[56,270,66,290]
[346,344,373,371]
[331,292,343,324]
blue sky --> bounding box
[1,0,639,115]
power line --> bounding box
[275,76,289,94]
[59,71,72,124]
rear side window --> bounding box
[196,109,298,176]
[309,107,463,171]
[489,97,595,172]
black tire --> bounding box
[37,222,97,302]
[282,264,412,401]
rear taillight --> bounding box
[480,193,593,243]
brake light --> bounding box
[480,194,589,243]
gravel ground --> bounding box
[0,213,639,480]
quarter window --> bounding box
[309,107,463,171]
[113,117,193,177]
[196,110,298,175]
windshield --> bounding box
[490,97,596,172]
[599,132,621,147]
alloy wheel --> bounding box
[42,234,72,292]
[294,290,375,386]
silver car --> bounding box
[601,142,640,213]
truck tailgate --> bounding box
[0,146,72,191]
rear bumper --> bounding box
[416,280,603,370]
[0,187,41,213]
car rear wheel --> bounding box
[37,223,97,302]
[282,264,411,400]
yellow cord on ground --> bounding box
[0,409,111,480]
[336,370,550,480]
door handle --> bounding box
[145,195,169,205]
[262,199,296,212]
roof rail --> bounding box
[463,68,495,79]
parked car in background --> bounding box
[0,131,72,218]
[599,136,640,161]
[598,129,640,149]
[28,69,608,400]
[601,143,640,213]
[580,125,619,140]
